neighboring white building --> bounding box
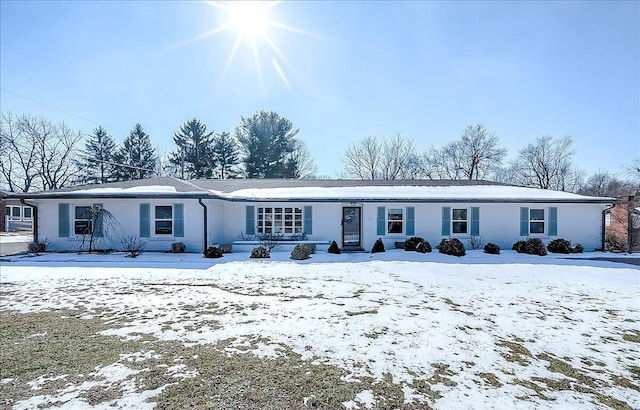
[13,177,615,253]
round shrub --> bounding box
[290,243,311,260]
[572,243,584,253]
[415,240,432,253]
[437,238,466,257]
[28,241,46,254]
[371,238,385,253]
[250,246,270,259]
[484,242,500,255]
[328,240,341,254]
[512,238,547,256]
[547,239,572,254]
[171,242,186,253]
[404,237,425,252]
[203,246,223,258]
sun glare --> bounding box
[185,1,320,90]
[227,2,269,39]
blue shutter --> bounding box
[376,206,385,235]
[520,207,529,236]
[406,206,415,236]
[470,207,480,236]
[93,203,104,238]
[140,203,150,237]
[174,203,184,237]
[549,207,558,236]
[246,206,255,235]
[303,206,313,234]
[441,207,451,236]
[58,203,70,237]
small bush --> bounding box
[415,240,432,253]
[437,238,466,256]
[371,238,385,253]
[547,238,584,254]
[484,243,501,254]
[328,240,341,254]
[171,242,186,253]
[290,244,311,260]
[27,241,47,254]
[219,244,232,254]
[250,246,270,259]
[469,235,484,250]
[512,238,547,256]
[404,237,424,252]
[121,235,145,258]
[203,246,223,259]
[302,243,316,254]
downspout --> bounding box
[602,203,615,252]
[198,198,208,253]
[20,199,37,243]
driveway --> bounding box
[0,233,32,256]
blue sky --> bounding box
[1,1,638,178]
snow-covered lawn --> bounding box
[0,250,638,409]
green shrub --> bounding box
[512,238,547,256]
[404,237,424,251]
[371,238,385,253]
[290,244,311,260]
[328,240,341,254]
[203,246,223,258]
[483,242,501,254]
[250,246,270,259]
[547,238,584,254]
[437,238,466,256]
[171,242,186,253]
[415,240,432,253]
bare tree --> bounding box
[423,124,506,180]
[379,133,417,180]
[0,112,81,192]
[341,136,382,179]
[289,139,317,179]
[512,135,583,191]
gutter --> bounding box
[198,198,208,253]
[20,198,37,243]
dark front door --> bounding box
[342,207,361,248]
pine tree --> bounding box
[168,118,215,179]
[235,110,300,178]
[212,131,240,179]
[76,126,117,184]
[112,123,157,181]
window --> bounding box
[605,212,611,227]
[387,208,403,234]
[10,206,21,218]
[23,207,32,218]
[529,208,545,234]
[257,207,303,234]
[452,208,468,234]
[155,206,173,235]
[74,206,92,235]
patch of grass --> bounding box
[630,366,640,378]
[536,353,597,388]
[477,372,503,387]
[512,379,555,401]
[622,330,640,343]
[497,340,532,366]
[346,309,378,316]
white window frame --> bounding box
[387,208,404,234]
[74,205,93,236]
[154,205,173,235]
[257,207,303,234]
[604,212,611,227]
[529,208,545,235]
[451,208,469,235]
[23,207,32,218]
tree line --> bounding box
[0,110,317,192]
[1,110,637,197]
[341,124,639,197]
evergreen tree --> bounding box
[76,126,117,184]
[112,123,157,181]
[211,131,240,179]
[168,118,215,179]
[235,110,301,178]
